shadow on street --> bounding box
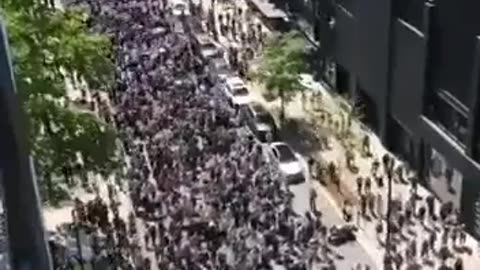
[278,117,325,157]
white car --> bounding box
[224,76,251,106]
[208,58,232,84]
[270,142,306,184]
[171,0,190,16]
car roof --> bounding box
[226,76,245,86]
[196,34,214,45]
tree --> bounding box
[253,31,308,123]
[1,1,119,204]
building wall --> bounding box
[334,7,355,72]
[312,0,480,237]
[430,0,480,107]
[332,0,393,137]
[390,19,425,132]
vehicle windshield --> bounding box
[275,145,296,162]
[257,113,273,124]
[257,130,268,142]
[233,87,248,96]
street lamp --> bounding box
[0,18,52,270]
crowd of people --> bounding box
[309,140,469,270]
[47,0,350,269]
[49,0,475,269]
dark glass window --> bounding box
[392,0,424,31]
[427,92,469,147]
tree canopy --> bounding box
[1,1,119,202]
[254,31,308,121]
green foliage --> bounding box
[254,31,308,119]
[2,1,119,199]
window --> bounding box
[392,0,424,30]
[275,145,296,162]
[427,92,469,147]
[426,147,463,209]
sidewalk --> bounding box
[246,75,383,270]
[249,71,480,269]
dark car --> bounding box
[193,34,224,60]
[327,225,357,246]
[245,103,278,142]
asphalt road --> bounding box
[286,171,377,270]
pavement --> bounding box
[301,75,480,270]
[245,67,480,269]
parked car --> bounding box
[328,225,357,246]
[171,0,190,16]
[224,76,251,106]
[270,142,306,184]
[245,103,278,142]
[194,34,224,60]
[208,57,232,84]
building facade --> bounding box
[303,0,480,237]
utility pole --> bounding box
[0,18,52,270]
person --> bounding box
[397,214,405,232]
[459,229,467,245]
[451,227,459,247]
[309,157,317,181]
[421,239,429,258]
[310,188,318,215]
[360,194,367,217]
[426,195,436,219]
[356,177,363,196]
[371,158,380,176]
[343,199,352,222]
[418,206,426,226]
[454,257,463,270]
[429,231,437,252]
[362,135,370,156]
[442,226,450,246]
[364,177,372,193]
[367,191,376,218]
[393,253,403,270]
[356,209,362,228]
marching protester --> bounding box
[46,0,344,269]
